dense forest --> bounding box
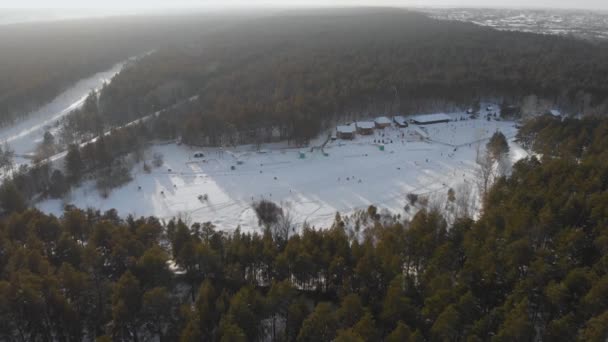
[0,115,606,341]
[73,8,608,146]
[0,13,256,127]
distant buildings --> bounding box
[410,113,451,125]
[333,112,452,141]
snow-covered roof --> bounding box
[337,125,355,134]
[375,116,392,124]
[393,116,407,124]
[549,109,561,117]
[356,121,375,129]
[411,113,451,123]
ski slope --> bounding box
[38,109,527,233]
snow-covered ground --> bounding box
[0,59,128,165]
[38,108,527,233]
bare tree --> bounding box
[497,154,512,177]
[175,211,193,228]
[476,150,495,201]
[274,201,296,244]
[521,94,539,119]
[254,199,282,228]
[455,182,474,219]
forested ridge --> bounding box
[0,116,607,341]
[77,8,608,146]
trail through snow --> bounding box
[0,59,128,164]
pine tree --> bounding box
[487,131,510,161]
[297,302,337,342]
[0,180,26,214]
[386,322,413,342]
[65,144,85,183]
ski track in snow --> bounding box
[38,108,528,233]
[0,60,128,164]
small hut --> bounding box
[336,125,355,139]
[375,116,392,129]
[356,121,375,135]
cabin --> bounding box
[356,121,375,135]
[410,113,451,125]
[374,116,392,129]
[336,125,355,140]
[393,115,409,127]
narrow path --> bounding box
[41,95,200,167]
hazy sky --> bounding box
[1,0,607,10]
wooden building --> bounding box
[410,113,451,125]
[375,116,392,129]
[336,125,355,139]
[356,121,375,135]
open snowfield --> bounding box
[38,109,528,233]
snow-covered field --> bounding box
[38,109,527,233]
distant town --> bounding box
[424,8,608,41]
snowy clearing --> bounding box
[38,108,527,233]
